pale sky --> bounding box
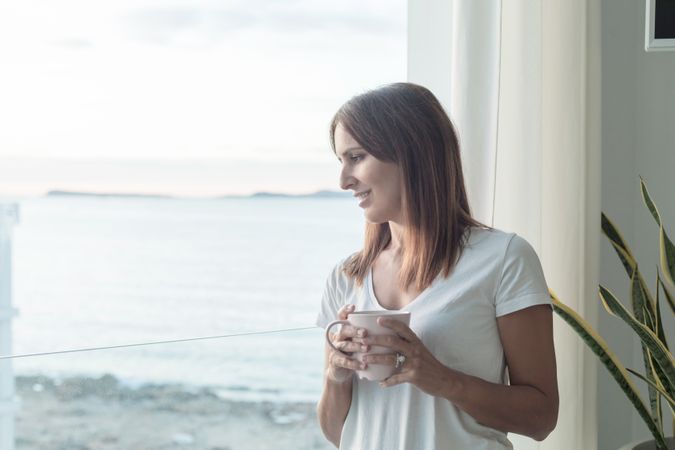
[0,0,406,196]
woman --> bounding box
[315,82,559,449]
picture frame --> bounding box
[645,0,675,52]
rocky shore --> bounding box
[12,374,333,450]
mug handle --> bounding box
[324,319,351,353]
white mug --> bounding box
[324,310,411,381]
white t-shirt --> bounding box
[315,227,553,450]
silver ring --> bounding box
[395,352,406,369]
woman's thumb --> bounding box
[338,304,355,319]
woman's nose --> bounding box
[339,166,355,191]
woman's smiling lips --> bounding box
[355,190,371,207]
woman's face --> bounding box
[334,122,404,224]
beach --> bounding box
[14,374,333,450]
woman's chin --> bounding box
[363,211,386,225]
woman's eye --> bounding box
[350,155,363,162]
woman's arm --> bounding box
[442,304,559,441]
[360,304,559,441]
[316,341,354,448]
[316,302,366,448]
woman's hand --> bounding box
[354,317,458,397]
[325,304,371,383]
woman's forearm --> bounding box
[317,373,353,448]
[442,368,557,441]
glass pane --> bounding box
[0,0,406,448]
[5,195,363,449]
[12,196,364,354]
[12,329,332,449]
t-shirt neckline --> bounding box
[365,227,490,311]
[367,266,442,311]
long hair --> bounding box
[329,82,491,293]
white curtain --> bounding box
[408,1,601,449]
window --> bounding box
[0,1,406,447]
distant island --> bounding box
[46,190,173,199]
[46,189,352,199]
[245,190,351,199]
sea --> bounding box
[1,195,365,403]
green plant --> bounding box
[551,177,675,450]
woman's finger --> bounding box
[329,350,365,371]
[362,353,397,366]
[361,334,413,355]
[337,304,355,320]
[377,318,420,344]
[336,354,366,371]
[336,324,367,342]
[332,304,365,342]
[337,304,369,337]
[335,340,370,354]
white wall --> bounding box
[600,0,675,448]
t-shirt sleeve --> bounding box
[494,234,552,317]
[315,258,348,329]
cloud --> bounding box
[123,1,404,46]
[0,0,406,171]
[51,38,94,49]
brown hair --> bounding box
[329,82,491,293]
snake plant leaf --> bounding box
[657,275,675,315]
[655,273,670,353]
[608,242,660,323]
[602,212,637,277]
[551,291,667,447]
[660,225,675,289]
[640,176,662,227]
[645,355,665,430]
[640,176,675,288]
[648,278,664,430]
[636,272,658,329]
[651,272,672,427]
[632,265,656,331]
[599,286,675,396]
[632,268,662,427]
[603,221,656,323]
[627,367,675,411]
[643,304,655,331]
[602,214,659,317]
[639,177,675,294]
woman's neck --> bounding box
[387,221,405,255]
